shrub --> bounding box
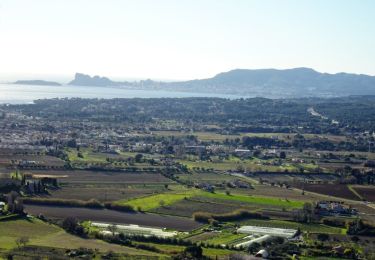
[192,212,212,223]
[22,198,105,209]
[104,203,135,212]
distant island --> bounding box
[14,80,61,86]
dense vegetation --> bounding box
[6,96,375,133]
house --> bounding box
[185,145,206,155]
[234,149,252,157]
[0,201,5,214]
[316,201,357,216]
[255,249,269,258]
[195,183,214,192]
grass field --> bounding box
[133,241,235,259]
[198,192,304,209]
[66,148,109,163]
[204,232,247,245]
[0,217,158,256]
[116,189,201,211]
[117,188,304,212]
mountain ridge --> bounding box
[16,67,375,98]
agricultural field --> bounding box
[178,157,309,172]
[0,154,65,167]
[24,204,201,231]
[28,170,176,202]
[29,170,173,184]
[0,217,158,257]
[66,147,120,163]
[236,184,330,202]
[203,232,248,246]
[178,172,238,184]
[251,173,339,184]
[195,192,305,209]
[47,183,169,202]
[152,198,255,217]
[351,186,375,202]
[292,183,361,201]
[115,189,201,211]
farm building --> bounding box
[237,225,297,238]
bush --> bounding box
[22,198,104,209]
[317,233,329,241]
[104,203,135,212]
[192,212,212,223]
[322,218,346,228]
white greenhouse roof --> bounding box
[237,225,297,238]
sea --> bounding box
[0,83,242,104]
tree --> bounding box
[302,202,314,223]
[108,224,118,236]
[62,217,79,233]
[317,233,329,241]
[15,236,29,248]
[184,245,203,258]
[135,153,143,163]
[159,200,166,208]
[7,191,23,214]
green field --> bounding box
[199,192,304,209]
[66,148,109,163]
[116,188,304,211]
[133,241,235,258]
[204,232,247,245]
[115,189,201,211]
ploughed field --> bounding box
[352,186,375,202]
[29,170,174,202]
[29,170,173,184]
[47,184,169,202]
[293,183,361,201]
[24,204,202,231]
[0,154,65,167]
[151,198,253,217]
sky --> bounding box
[0,0,374,81]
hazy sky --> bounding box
[0,0,374,81]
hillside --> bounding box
[164,68,375,97]
[66,68,375,98]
